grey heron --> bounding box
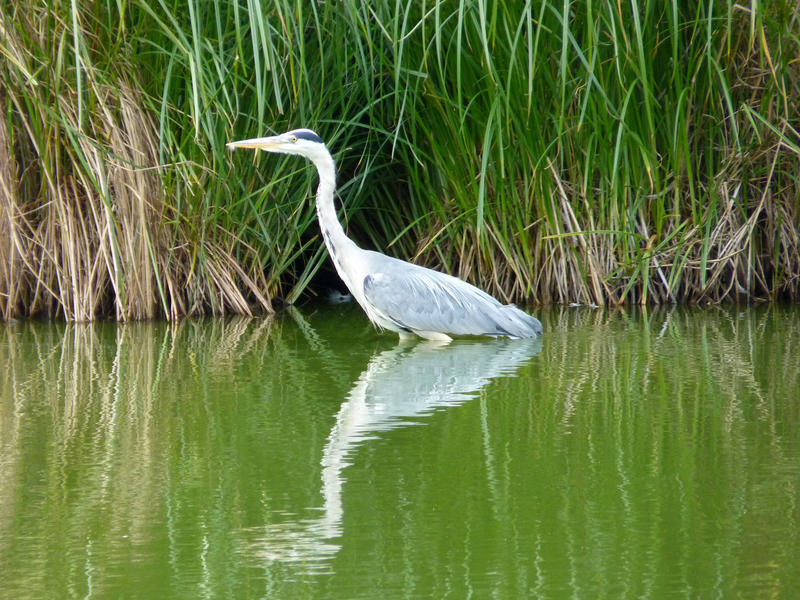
[227,129,542,341]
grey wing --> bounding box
[362,259,542,338]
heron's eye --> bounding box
[290,136,298,143]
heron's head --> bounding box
[227,128,326,160]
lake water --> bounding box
[1,304,798,598]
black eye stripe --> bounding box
[289,129,323,144]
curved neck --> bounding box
[310,150,360,289]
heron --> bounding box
[227,128,542,341]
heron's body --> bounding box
[228,129,542,341]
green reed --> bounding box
[1,1,798,320]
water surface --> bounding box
[1,304,798,598]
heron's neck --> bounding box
[312,151,359,271]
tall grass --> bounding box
[0,1,280,320]
[375,1,800,305]
[1,1,798,320]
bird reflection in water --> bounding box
[239,335,541,572]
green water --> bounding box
[1,305,798,598]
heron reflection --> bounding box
[240,335,541,571]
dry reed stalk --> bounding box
[0,3,279,322]
[0,115,22,320]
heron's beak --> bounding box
[226,136,283,151]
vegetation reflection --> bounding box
[0,305,798,597]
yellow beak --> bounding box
[226,136,283,151]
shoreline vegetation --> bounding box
[1,1,798,321]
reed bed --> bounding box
[1,1,798,320]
